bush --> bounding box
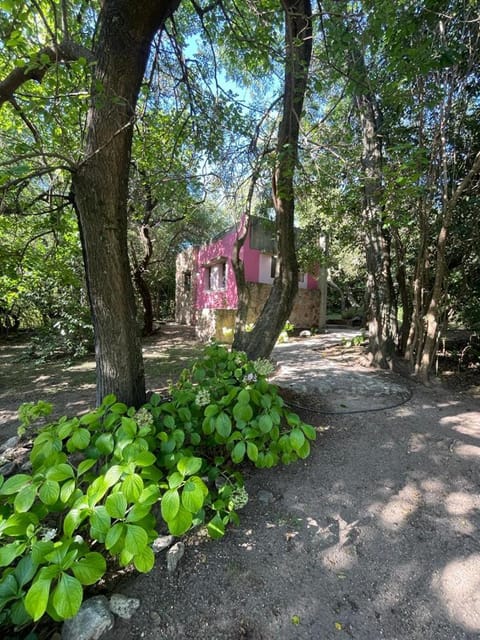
[0,344,316,630]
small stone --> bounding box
[109,593,140,620]
[299,330,312,338]
[152,535,175,553]
[0,461,16,476]
[258,490,274,504]
[0,436,19,452]
[20,460,32,473]
[167,541,185,573]
[62,596,114,640]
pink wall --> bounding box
[193,218,318,311]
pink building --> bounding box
[175,216,326,341]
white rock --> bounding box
[167,541,185,573]
[152,534,175,553]
[62,596,114,640]
[109,593,140,620]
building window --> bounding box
[207,262,226,291]
[183,271,191,291]
[270,256,277,279]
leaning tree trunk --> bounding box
[72,0,180,406]
[233,0,312,359]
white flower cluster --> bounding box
[135,407,154,428]
[195,388,211,407]
[253,358,275,377]
[40,527,57,542]
[243,372,257,384]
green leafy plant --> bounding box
[0,344,316,632]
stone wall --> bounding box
[194,283,324,342]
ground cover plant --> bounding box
[0,344,316,634]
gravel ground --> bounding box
[1,328,480,639]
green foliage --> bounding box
[0,344,316,631]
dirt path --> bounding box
[1,328,480,639]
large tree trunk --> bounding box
[352,55,396,368]
[72,0,180,406]
[233,0,312,359]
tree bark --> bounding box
[233,0,312,359]
[72,0,181,406]
[352,60,396,368]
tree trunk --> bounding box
[233,0,312,359]
[132,224,155,336]
[72,0,180,406]
[354,87,396,367]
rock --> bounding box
[0,461,16,476]
[152,535,175,553]
[109,593,140,620]
[61,596,114,640]
[299,330,312,338]
[0,436,19,453]
[167,541,185,573]
[258,490,274,504]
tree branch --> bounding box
[0,40,94,107]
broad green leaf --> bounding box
[124,524,148,555]
[126,502,151,522]
[133,451,156,467]
[138,484,161,505]
[46,463,75,482]
[3,512,38,536]
[133,546,155,573]
[69,428,91,450]
[111,402,128,415]
[63,508,87,538]
[167,471,183,489]
[237,389,250,404]
[14,484,37,512]
[177,456,203,477]
[0,542,23,567]
[231,441,246,464]
[301,423,317,440]
[167,505,192,536]
[105,523,124,551]
[76,458,97,477]
[25,578,51,621]
[122,474,143,502]
[60,479,76,504]
[95,433,114,455]
[207,514,225,539]
[72,552,106,585]
[258,414,273,434]
[289,428,305,452]
[204,404,219,418]
[104,464,123,486]
[121,416,138,437]
[215,412,232,438]
[246,441,259,462]
[233,402,253,422]
[39,480,60,505]
[52,573,83,619]
[0,573,17,602]
[181,479,205,514]
[0,474,32,495]
[87,476,109,505]
[297,440,311,459]
[15,554,38,588]
[161,489,180,522]
[105,492,127,519]
[89,506,111,537]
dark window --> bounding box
[270,256,277,279]
[184,271,191,291]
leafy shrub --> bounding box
[0,344,316,630]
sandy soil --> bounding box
[1,328,480,640]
